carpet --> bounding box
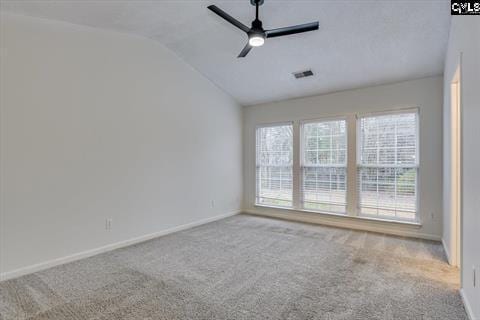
[0,214,467,319]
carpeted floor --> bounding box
[0,214,467,320]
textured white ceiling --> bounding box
[1,0,451,106]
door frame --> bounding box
[450,54,463,270]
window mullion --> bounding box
[292,121,301,209]
[346,114,357,217]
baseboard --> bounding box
[442,238,452,265]
[0,210,240,282]
[460,289,477,320]
[244,209,441,241]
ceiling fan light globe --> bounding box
[249,35,265,47]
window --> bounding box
[357,111,418,220]
[256,124,293,207]
[253,109,419,224]
[301,119,347,213]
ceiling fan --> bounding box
[207,0,319,58]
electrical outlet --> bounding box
[211,200,215,208]
[473,266,476,288]
[105,218,112,231]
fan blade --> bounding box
[265,21,319,38]
[207,5,250,33]
[237,43,252,58]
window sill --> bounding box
[253,204,422,228]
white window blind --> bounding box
[256,124,293,207]
[301,120,347,213]
[358,111,418,220]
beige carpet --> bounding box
[0,214,467,320]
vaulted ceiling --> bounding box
[0,0,451,106]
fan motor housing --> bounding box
[251,19,263,30]
[250,0,265,6]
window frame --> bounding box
[356,108,420,222]
[299,116,349,214]
[255,121,294,209]
[253,108,421,225]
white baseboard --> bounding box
[442,238,454,266]
[244,209,441,241]
[442,238,452,265]
[460,289,477,320]
[0,210,240,282]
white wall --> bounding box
[443,16,480,320]
[0,13,242,278]
[243,77,443,240]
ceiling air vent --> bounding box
[293,70,314,79]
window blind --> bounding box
[358,111,418,220]
[256,124,293,207]
[301,120,347,213]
